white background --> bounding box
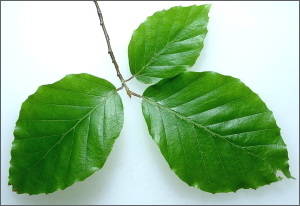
[1,1,299,205]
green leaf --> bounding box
[9,73,124,195]
[128,4,210,84]
[142,71,294,193]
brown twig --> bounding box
[130,91,142,98]
[93,1,132,97]
[124,76,135,82]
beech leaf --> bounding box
[9,73,124,195]
[128,4,210,84]
[142,71,294,193]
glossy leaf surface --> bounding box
[142,71,294,193]
[128,5,210,84]
[9,73,124,195]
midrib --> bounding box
[27,90,117,171]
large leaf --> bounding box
[128,4,210,84]
[142,71,294,193]
[9,73,124,195]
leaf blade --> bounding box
[128,4,211,84]
[142,71,294,193]
[9,73,124,195]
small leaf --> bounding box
[9,73,124,195]
[128,4,210,84]
[142,71,294,193]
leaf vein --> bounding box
[192,125,212,187]
[158,107,170,161]
[173,6,207,42]
[228,142,249,188]
[64,128,75,187]
[26,102,94,108]
[47,142,60,192]
[46,86,106,98]
[16,134,62,141]
[245,149,269,183]
[160,48,201,56]
[209,134,232,185]
[171,80,237,108]
[25,90,117,171]
[167,6,179,43]
[72,75,112,90]
[143,96,275,171]
[133,6,208,78]
[188,96,247,119]
[175,117,189,179]
[205,111,271,127]
[223,128,279,137]
[158,77,202,103]
[84,114,91,173]
[153,11,162,55]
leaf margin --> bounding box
[141,71,294,193]
[8,73,124,195]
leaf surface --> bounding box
[142,71,294,193]
[128,4,210,84]
[9,73,124,195]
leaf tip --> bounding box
[205,3,212,8]
[200,3,212,12]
